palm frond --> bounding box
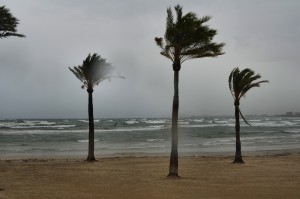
[166,7,174,29]
[174,4,182,23]
[239,108,251,126]
[228,67,269,100]
[228,67,238,98]
[154,37,164,49]
[239,80,269,99]
[69,53,122,90]
[155,4,224,66]
[0,5,25,38]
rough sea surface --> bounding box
[0,116,299,158]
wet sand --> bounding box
[0,153,299,199]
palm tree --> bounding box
[155,4,225,177]
[228,67,269,163]
[0,5,25,38]
[69,53,114,162]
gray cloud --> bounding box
[0,0,299,119]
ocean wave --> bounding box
[213,120,229,124]
[77,139,99,143]
[146,139,166,142]
[281,121,297,125]
[0,120,57,128]
[248,119,262,122]
[78,120,100,123]
[125,120,139,124]
[143,120,167,124]
[202,138,235,146]
[181,124,235,128]
[0,125,165,135]
[10,125,76,129]
[178,121,189,125]
[193,119,204,123]
[22,120,57,126]
[283,129,300,133]
[95,125,165,132]
[251,122,287,127]
[128,145,167,149]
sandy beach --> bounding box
[0,152,299,199]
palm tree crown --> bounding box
[229,67,269,102]
[69,53,113,90]
[0,5,25,38]
[155,4,225,71]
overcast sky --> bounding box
[0,0,299,119]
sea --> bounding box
[0,116,299,158]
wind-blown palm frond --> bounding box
[229,67,269,100]
[155,4,224,67]
[229,67,269,125]
[69,53,121,89]
[0,6,25,38]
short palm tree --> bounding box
[155,4,225,176]
[228,67,269,163]
[69,53,115,162]
[0,5,25,38]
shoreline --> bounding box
[1,148,299,161]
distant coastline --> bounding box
[274,112,300,117]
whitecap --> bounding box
[144,120,167,124]
[251,122,286,127]
[248,119,262,122]
[283,129,300,133]
[214,120,228,124]
[281,121,297,126]
[193,119,204,123]
[179,121,189,125]
[126,120,139,124]
[79,120,100,123]
[77,139,99,143]
[10,124,76,129]
[146,139,166,142]
[95,125,165,132]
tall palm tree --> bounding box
[0,5,25,38]
[69,53,114,162]
[228,67,269,163]
[155,4,225,177]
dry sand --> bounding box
[0,153,299,199]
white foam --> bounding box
[146,139,166,142]
[181,123,235,128]
[179,121,189,125]
[251,122,286,127]
[144,120,167,124]
[248,119,262,122]
[10,125,76,129]
[77,139,99,143]
[283,129,300,133]
[95,125,165,132]
[213,120,229,124]
[78,120,99,123]
[193,119,204,122]
[126,120,139,124]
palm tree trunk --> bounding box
[168,70,179,177]
[86,88,96,162]
[233,100,244,163]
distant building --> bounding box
[274,112,300,117]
